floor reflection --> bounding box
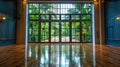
[0,43,120,67]
[27,43,94,67]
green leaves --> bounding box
[28,3,92,42]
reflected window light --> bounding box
[29,46,32,57]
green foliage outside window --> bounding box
[28,3,92,42]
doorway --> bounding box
[28,3,92,43]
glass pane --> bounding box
[61,15,69,20]
[40,9,46,14]
[29,35,38,42]
[40,4,52,9]
[40,4,54,14]
[61,22,70,42]
[82,3,92,14]
[51,22,59,42]
[40,15,49,20]
[72,22,80,42]
[71,15,80,20]
[82,21,92,42]
[29,9,39,14]
[29,3,39,9]
[82,15,91,20]
[51,15,60,20]
[28,21,38,34]
[32,21,38,29]
[74,4,81,13]
[40,22,49,42]
[29,15,39,20]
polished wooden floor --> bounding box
[0,43,120,67]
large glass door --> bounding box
[28,3,92,43]
[61,22,70,42]
[40,22,49,42]
[51,22,60,42]
[72,22,81,42]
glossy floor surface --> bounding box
[0,43,120,67]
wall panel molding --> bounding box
[94,0,105,44]
[16,0,27,44]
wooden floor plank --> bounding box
[0,43,120,67]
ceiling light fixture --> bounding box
[94,0,98,2]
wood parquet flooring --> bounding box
[0,43,120,67]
